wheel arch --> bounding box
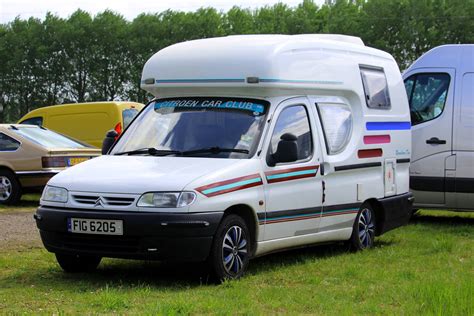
[363,198,385,236]
[223,204,259,257]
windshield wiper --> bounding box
[181,147,249,156]
[114,148,182,156]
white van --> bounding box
[35,35,413,280]
[403,45,474,211]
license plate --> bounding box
[67,218,123,235]
[68,157,89,166]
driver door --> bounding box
[261,97,323,240]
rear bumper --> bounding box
[377,192,414,235]
[35,206,224,262]
[16,170,61,188]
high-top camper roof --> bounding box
[141,34,395,97]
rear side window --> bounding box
[0,133,20,151]
[20,117,43,126]
[317,102,353,155]
[404,73,450,125]
[360,66,391,109]
[122,109,139,129]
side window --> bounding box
[269,105,312,163]
[404,73,450,125]
[20,117,43,126]
[0,133,20,151]
[360,66,391,109]
[317,102,353,155]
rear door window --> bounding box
[404,73,450,125]
[20,117,43,126]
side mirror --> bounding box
[271,133,298,165]
[102,130,118,154]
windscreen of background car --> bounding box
[122,108,139,129]
[11,126,88,149]
[112,97,270,158]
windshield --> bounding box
[122,108,139,129]
[11,126,89,149]
[111,97,270,158]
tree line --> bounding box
[1,0,473,122]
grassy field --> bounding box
[0,207,472,315]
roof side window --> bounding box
[20,117,43,126]
[316,102,353,155]
[404,73,450,125]
[0,133,20,151]
[360,66,391,109]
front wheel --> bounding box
[55,253,102,273]
[349,204,376,251]
[209,214,250,281]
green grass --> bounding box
[0,210,472,314]
[0,193,40,213]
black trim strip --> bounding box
[410,176,474,193]
[261,202,362,222]
[323,202,362,212]
[335,162,382,172]
[396,158,410,164]
[264,206,321,219]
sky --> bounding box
[0,0,326,24]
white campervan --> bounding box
[403,45,474,211]
[35,35,413,280]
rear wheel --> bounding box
[55,253,102,273]
[349,204,376,251]
[0,170,21,205]
[209,214,250,281]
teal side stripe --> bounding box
[323,208,359,214]
[155,78,245,83]
[264,212,320,221]
[261,208,359,222]
[259,78,343,85]
[267,169,317,180]
[202,177,262,195]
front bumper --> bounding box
[35,206,224,262]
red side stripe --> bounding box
[363,135,391,144]
[195,174,261,192]
[358,149,383,159]
[202,180,263,197]
[265,165,319,176]
[267,172,316,184]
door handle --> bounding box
[426,137,446,145]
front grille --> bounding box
[72,195,135,207]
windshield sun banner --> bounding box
[154,98,268,116]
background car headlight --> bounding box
[41,186,68,203]
[137,192,196,208]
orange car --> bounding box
[0,124,100,204]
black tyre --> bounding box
[0,170,21,205]
[55,253,102,273]
[349,203,376,251]
[209,214,250,281]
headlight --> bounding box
[137,192,196,208]
[41,186,68,203]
